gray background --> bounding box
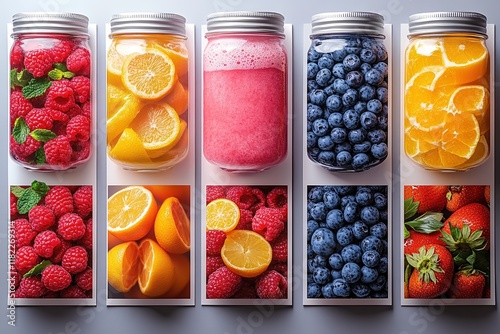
[1,0,498,333]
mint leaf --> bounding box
[10,186,25,198]
[22,78,52,99]
[404,197,419,220]
[48,69,63,80]
[31,129,56,143]
[53,62,68,72]
[63,71,75,79]
[31,180,50,197]
[23,260,51,278]
[34,148,46,165]
[10,69,32,88]
[13,117,30,144]
[16,188,42,214]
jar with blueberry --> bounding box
[306,12,388,172]
[9,13,92,171]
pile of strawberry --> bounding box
[404,185,490,299]
[10,37,91,170]
[10,181,93,298]
[206,185,288,299]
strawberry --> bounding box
[406,244,454,298]
[446,185,485,212]
[404,186,448,214]
[441,203,490,250]
[448,269,486,298]
[484,186,490,206]
[404,230,445,255]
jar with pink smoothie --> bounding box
[203,11,288,172]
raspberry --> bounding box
[60,285,87,298]
[206,266,242,299]
[250,187,267,212]
[235,209,253,230]
[226,186,256,210]
[206,230,226,256]
[72,186,92,218]
[267,186,288,219]
[42,291,59,298]
[25,108,53,130]
[18,277,46,298]
[10,192,19,219]
[69,76,91,103]
[13,219,37,249]
[28,205,56,231]
[256,270,287,299]
[44,135,73,166]
[45,186,74,217]
[66,115,90,141]
[75,267,92,291]
[66,105,82,119]
[44,80,76,112]
[15,246,40,274]
[10,40,24,70]
[10,135,42,160]
[29,94,47,108]
[57,213,86,241]
[33,230,61,258]
[271,232,287,262]
[62,246,88,274]
[269,262,288,277]
[66,47,90,76]
[41,264,72,291]
[11,272,22,290]
[48,108,70,123]
[252,207,285,242]
[10,90,33,125]
[51,39,73,63]
[206,256,225,278]
[77,218,93,250]
[81,101,91,120]
[71,140,91,162]
[232,279,258,299]
[206,186,225,205]
[49,239,72,264]
[24,49,53,78]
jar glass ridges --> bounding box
[9,12,92,171]
[106,13,189,171]
[306,12,389,172]
[404,12,490,171]
[203,11,288,172]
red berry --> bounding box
[77,218,93,250]
[232,279,258,299]
[33,230,61,258]
[267,186,288,219]
[66,115,90,141]
[235,209,253,230]
[25,108,53,130]
[73,186,92,218]
[10,192,19,219]
[10,40,24,70]
[69,76,91,103]
[41,265,72,291]
[44,135,73,166]
[71,140,91,162]
[206,266,242,299]
[28,205,56,232]
[48,108,70,123]
[75,267,93,291]
[50,39,73,63]
[45,186,74,217]
[57,213,86,241]
[206,230,226,256]
[14,219,37,249]
[269,262,288,277]
[62,246,88,274]
[271,232,287,262]
[15,246,40,274]
[24,49,53,78]
[81,101,91,120]
[60,285,87,298]
[10,90,33,125]
[11,272,22,290]
[226,186,256,210]
[206,186,225,205]
[44,80,76,112]
[250,187,266,212]
[66,104,82,119]
[252,207,285,242]
[18,277,46,298]
[206,256,225,278]
[66,47,90,76]
[10,135,42,160]
[48,239,72,264]
[256,270,287,299]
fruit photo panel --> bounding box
[202,185,291,305]
[402,185,494,305]
[107,185,192,305]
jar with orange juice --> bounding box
[404,12,490,171]
[106,13,189,171]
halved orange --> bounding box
[108,241,140,293]
[144,185,190,206]
[154,197,190,254]
[161,253,190,298]
[205,198,240,232]
[108,128,152,164]
[138,238,175,297]
[145,119,186,159]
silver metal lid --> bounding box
[12,12,89,36]
[110,13,186,37]
[206,11,284,36]
[408,12,487,36]
[311,12,384,36]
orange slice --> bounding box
[107,85,141,142]
[442,37,489,85]
[152,41,188,77]
[108,241,140,293]
[108,128,152,164]
[138,239,175,297]
[448,85,489,116]
[145,119,186,159]
[205,198,240,232]
[164,81,189,116]
[440,113,480,159]
[154,197,190,254]
[221,230,272,278]
[405,39,444,79]
[454,135,489,169]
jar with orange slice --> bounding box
[107,13,189,171]
[404,12,490,171]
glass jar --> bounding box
[404,12,490,171]
[203,11,288,172]
[9,12,91,171]
[306,12,388,172]
[107,13,189,171]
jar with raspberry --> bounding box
[9,13,92,171]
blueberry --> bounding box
[343,201,358,223]
[311,227,336,256]
[369,275,387,292]
[341,262,361,284]
[326,209,344,231]
[362,250,381,268]
[309,89,327,105]
[307,79,320,92]
[377,256,388,274]
[353,102,366,115]
[345,71,363,88]
[342,109,360,129]
[373,62,388,77]
[333,78,349,94]
[371,291,388,298]
[326,95,343,112]
[312,118,330,137]
[355,187,373,206]
[323,191,340,209]
[360,48,377,64]
[308,186,325,202]
[307,120,312,132]
[352,153,371,170]
[361,235,383,253]
[313,266,331,285]
[333,278,351,297]
[368,129,387,144]
[310,202,327,221]
[307,62,320,79]
[360,112,378,130]
[364,68,384,85]
[307,220,319,241]
[307,103,323,121]
[307,283,322,298]
[360,62,372,75]
[307,273,314,284]
[352,283,371,298]
[332,48,348,62]
[376,46,388,62]
[340,195,356,209]
[336,151,352,167]
[353,141,371,154]
[367,99,383,114]
[352,221,370,240]
[345,46,362,55]
[376,87,388,103]
[313,254,329,268]
[342,89,358,108]
[371,143,388,160]
[334,186,354,196]
[346,38,362,48]
[307,46,322,62]
[360,206,380,225]
[307,243,315,259]
[370,222,387,239]
[343,53,361,71]
[378,115,388,130]
[308,147,321,161]
[330,127,347,144]
[336,226,354,246]
[332,63,346,78]
[341,244,362,263]
[328,253,344,270]
[318,54,335,69]
[321,282,336,298]
[318,135,335,151]
[334,142,352,155]
[360,266,379,284]
[331,270,343,281]
[306,131,317,148]
[317,151,335,165]
[373,192,388,209]
[316,68,333,87]
[359,85,376,102]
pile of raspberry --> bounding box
[206,185,288,299]
[11,185,93,298]
[10,38,91,169]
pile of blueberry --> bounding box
[307,185,388,298]
[306,37,389,172]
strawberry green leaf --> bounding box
[404,197,419,220]
[30,129,56,143]
[22,78,52,99]
[10,186,25,198]
[31,180,50,197]
[13,117,30,144]
[404,225,410,239]
[16,188,42,214]
[23,260,51,277]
